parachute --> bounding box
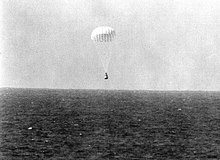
[91,26,116,79]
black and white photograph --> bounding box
[0,0,220,159]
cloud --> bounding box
[1,0,220,90]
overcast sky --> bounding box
[0,0,220,90]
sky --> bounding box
[0,0,220,90]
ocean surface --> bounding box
[0,88,220,159]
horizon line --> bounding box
[0,87,219,92]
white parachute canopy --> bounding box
[91,26,116,73]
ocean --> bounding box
[0,88,220,159]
